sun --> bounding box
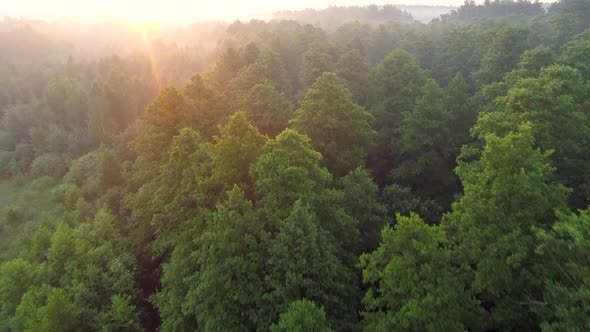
[115,5,163,30]
[128,20,156,34]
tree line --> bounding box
[1,0,590,330]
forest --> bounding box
[1,0,590,330]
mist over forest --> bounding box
[1,0,590,331]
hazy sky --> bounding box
[1,0,504,23]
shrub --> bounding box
[29,176,58,190]
[30,153,67,179]
[53,183,83,210]
[0,130,13,150]
[0,151,13,178]
[4,206,26,225]
[14,143,34,164]
[12,143,34,174]
[13,172,29,186]
[99,186,126,215]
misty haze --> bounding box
[0,0,589,331]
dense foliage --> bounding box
[2,0,590,330]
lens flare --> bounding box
[135,24,163,92]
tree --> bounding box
[474,26,529,85]
[512,46,557,79]
[392,79,456,200]
[300,44,336,89]
[336,49,370,105]
[443,125,570,330]
[240,82,293,136]
[252,128,359,266]
[559,29,590,78]
[64,146,124,200]
[2,104,44,144]
[185,187,269,331]
[228,50,291,106]
[97,295,142,332]
[29,153,67,179]
[264,201,358,330]
[369,50,428,182]
[152,236,200,331]
[125,127,213,255]
[381,184,443,226]
[370,50,428,135]
[0,258,37,328]
[212,112,268,196]
[207,46,254,89]
[252,129,359,252]
[11,286,83,332]
[182,74,227,138]
[475,65,590,207]
[26,225,52,263]
[129,87,188,185]
[534,210,590,331]
[87,82,121,145]
[43,77,88,130]
[32,289,83,332]
[270,300,333,332]
[445,73,476,150]
[46,224,76,283]
[550,0,590,33]
[251,129,332,210]
[360,214,472,331]
[42,210,141,330]
[290,72,376,176]
[440,24,491,84]
[339,167,387,254]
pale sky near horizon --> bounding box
[0,0,555,24]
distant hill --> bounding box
[272,4,457,27]
[439,0,545,23]
[272,5,414,30]
[394,5,456,22]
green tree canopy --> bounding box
[360,214,472,331]
[290,72,376,176]
[475,64,590,207]
[392,78,456,200]
[270,300,333,332]
[444,124,569,330]
[534,209,590,331]
[336,48,370,105]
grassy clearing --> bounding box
[0,179,64,261]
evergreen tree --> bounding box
[335,49,370,105]
[125,127,213,255]
[361,214,472,331]
[211,112,268,196]
[300,44,336,89]
[0,259,37,328]
[369,50,428,182]
[339,167,387,254]
[240,82,293,136]
[381,184,443,226]
[476,65,590,207]
[11,286,83,332]
[392,79,456,200]
[264,201,357,330]
[271,300,333,332]
[290,72,376,176]
[251,129,359,255]
[444,125,569,330]
[534,209,590,331]
[475,26,529,85]
[445,73,476,150]
[559,29,590,78]
[186,187,269,331]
